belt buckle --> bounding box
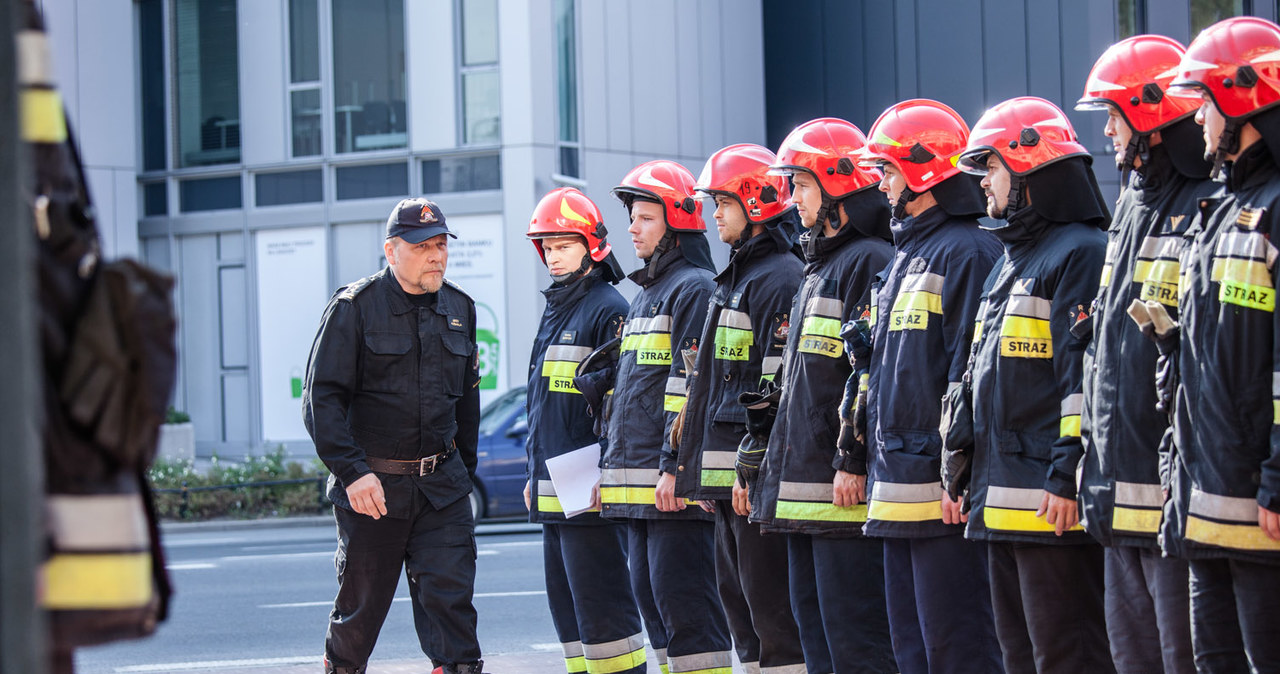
[418,454,438,476]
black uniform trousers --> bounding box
[543,522,645,674]
[627,518,732,673]
[327,489,479,669]
[882,536,1002,674]
[1188,556,1280,673]
[787,534,895,674]
[713,503,804,673]
[1103,546,1194,674]
[986,541,1113,674]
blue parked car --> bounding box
[470,387,528,520]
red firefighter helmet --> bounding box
[1076,35,1200,132]
[1167,16,1280,120]
[694,144,793,224]
[958,97,1090,176]
[858,99,970,193]
[769,117,881,199]
[611,160,705,231]
[527,187,612,264]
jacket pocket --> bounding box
[440,332,474,397]
[998,430,1055,462]
[362,332,414,393]
[882,430,941,457]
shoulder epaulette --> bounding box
[336,273,379,302]
[443,278,473,300]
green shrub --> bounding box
[148,445,331,521]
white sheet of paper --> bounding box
[544,443,602,519]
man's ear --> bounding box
[383,239,397,266]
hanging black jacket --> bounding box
[526,269,628,524]
[750,195,895,538]
[862,205,1001,539]
[964,210,1107,545]
[601,248,715,520]
[1166,142,1280,564]
[674,231,804,501]
[1079,144,1216,549]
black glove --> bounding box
[939,378,976,501]
[834,371,868,474]
[1126,300,1180,418]
[736,382,781,486]
[574,337,622,438]
[840,318,873,372]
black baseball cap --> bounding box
[386,198,456,243]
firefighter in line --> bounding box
[1160,16,1280,670]
[851,99,1004,673]
[523,187,646,674]
[673,144,806,674]
[1074,35,1213,674]
[953,97,1114,674]
[748,118,897,673]
[600,160,732,674]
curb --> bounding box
[160,516,541,536]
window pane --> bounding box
[175,0,241,167]
[1191,0,1245,35]
[463,70,500,145]
[555,0,577,144]
[179,176,242,212]
[332,0,407,154]
[139,0,166,171]
[289,0,319,83]
[422,154,501,193]
[256,170,323,206]
[462,0,498,66]
[559,145,580,179]
[143,182,168,216]
[1117,0,1138,38]
[335,162,408,200]
[291,89,322,157]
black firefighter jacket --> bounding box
[526,269,628,524]
[674,232,804,501]
[863,206,1001,539]
[601,249,715,520]
[751,220,895,537]
[1080,145,1216,549]
[1167,142,1280,564]
[965,210,1107,545]
[303,267,480,518]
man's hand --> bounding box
[941,492,967,525]
[589,480,601,511]
[523,480,532,512]
[833,470,866,508]
[732,478,752,517]
[1036,491,1079,536]
[346,473,387,520]
[697,500,716,513]
[1260,505,1280,541]
[655,472,685,512]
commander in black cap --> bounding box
[303,197,486,674]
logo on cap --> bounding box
[421,204,438,224]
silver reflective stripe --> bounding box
[702,450,737,469]
[762,356,782,378]
[760,665,808,674]
[46,494,149,551]
[1189,488,1259,523]
[538,479,557,496]
[654,648,668,666]
[805,296,843,319]
[545,344,593,362]
[986,485,1044,510]
[601,468,660,487]
[1060,393,1083,417]
[18,31,52,86]
[666,377,687,396]
[625,314,673,335]
[871,480,942,503]
[1272,371,1280,397]
[582,632,645,659]
[778,481,832,501]
[1216,230,1270,260]
[743,662,762,674]
[562,640,585,658]
[718,309,753,330]
[1137,235,1163,259]
[901,271,945,294]
[945,381,963,396]
[668,649,732,673]
[1114,481,1162,508]
[1006,294,1051,319]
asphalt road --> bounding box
[72,519,562,674]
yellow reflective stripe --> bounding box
[42,553,153,609]
[566,655,588,673]
[1098,264,1113,289]
[587,647,647,674]
[1186,516,1280,551]
[801,315,841,338]
[660,664,670,674]
[868,498,942,522]
[892,290,942,314]
[1112,506,1161,534]
[664,394,685,412]
[547,377,581,394]
[983,507,1084,533]
[973,319,983,344]
[632,332,672,352]
[797,334,844,358]
[1133,259,1152,284]
[775,500,868,522]
[1219,279,1275,312]
[600,486,697,507]
[21,88,67,143]
[1274,399,1279,424]
[999,315,1052,358]
[701,469,735,487]
[537,494,599,514]
[1001,315,1051,339]
[1211,257,1272,286]
[1060,415,1081,437]
[714,326,753,361]
[543,360,581,378]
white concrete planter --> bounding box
[156,422,195,463]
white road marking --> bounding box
[165,563,217,570]
[114,655,318,672]
[260,590,546,609]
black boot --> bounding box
[323,656,364,674]
[433,661,486,674]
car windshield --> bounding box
[478,389,526,436]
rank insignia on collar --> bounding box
[1237,208,1265,230]
[1012,278,1034,295]
[450,317,463,328]
[908,257,927,274]
[560,330,577,343]
[730,292,743,309]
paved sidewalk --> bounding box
[162,650,568,673]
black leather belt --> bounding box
[366,449,452,476]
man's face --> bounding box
[980,154,1012,219]
[790,172,824,229]
[627,200,668,259]
[878,163,907,211]
[713,195,750,244]
[1196,94,1227,157]
[1104,107,1135,169]
[384,234,448,294]
[541,235,590,277]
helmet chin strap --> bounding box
[1210,120,1243,182]
[804,197,839,258]
[892,186,919,220]
[1000,176,1026,220]
[645,229,678,281]
[731,221,755,250]
[550,254,593,285]
[1119,132,1151,184]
